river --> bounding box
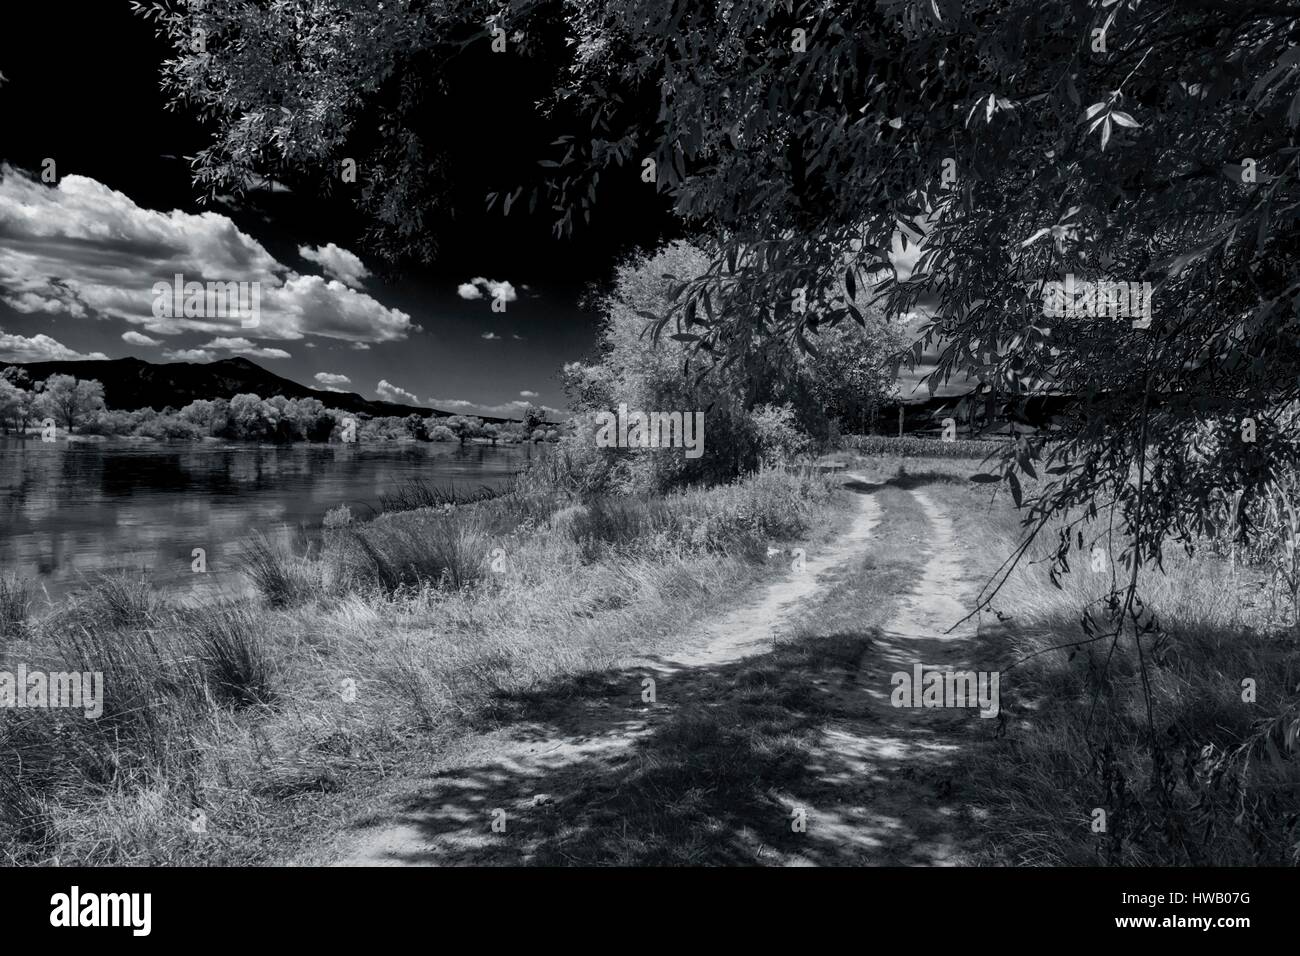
[0,438,541,604]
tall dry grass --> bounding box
[0,462,839,865]
[955,472,1300,865]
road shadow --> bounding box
[343,617,996,866]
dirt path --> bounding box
[793,489,989,865]
[334,479,989,866]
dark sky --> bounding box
[0,1,676,417]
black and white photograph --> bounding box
[0,0,1291,934]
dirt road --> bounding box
[334,476,992,866]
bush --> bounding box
[241,533,319,608]
[749,403,813,464]
[133,415,203,441]
[64,573,162,631]
[563,463,834,562]
[185,607,276,709]
[323,504,354,529]
[345,512,489,593]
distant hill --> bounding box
[0,356,515,423]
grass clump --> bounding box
[0,573,33,642]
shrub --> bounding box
[184,606,277,709]
[65,573,162,631]
[346,512,489,593]
[323,504,354,529]
[749,402,813,464]
[242,533,319,608]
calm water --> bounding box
[0,438,541,603]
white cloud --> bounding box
[481,331,500,340]
[376,379,420,404]
[298,242,371,289]
[459,276,517,304]
[3,290,86,317]
[162,348,215,363]
[0,165,413,346]
[201,337,291,360]
[314,372,351,387]
[0,331,107,362]
[121,330,161,346]
[426,396,561,418]
[519,390,538,397]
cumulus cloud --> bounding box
[519,390,538,397]
[201,337,291,360]
[426,396,560,418]
[3,289,86,317]
[298,243,370,289]
[0,331,107,362]
[376,379,420,405]
[121,330,161,346]
[162,348,215,363]
[314,372,352,387]
[0,166,413,347]
[458,276,517,304]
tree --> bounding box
[0,378,25,434]
[228,393,270,440]
[36,375,105,431]
[562,240,835,489]
[1,367,31,390]
[404,413,429,441]
[142,0,1300,577]
[521,405,546,434]
[806,319,907,434]
[179,399,221,436]
[444,415,484,444]
[0,370,34,433]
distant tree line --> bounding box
[0,367,560,444]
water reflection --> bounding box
[0,439,538,602]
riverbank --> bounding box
[4,449,1293,866]
[0,438,540,605]
[0,462,843,864]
